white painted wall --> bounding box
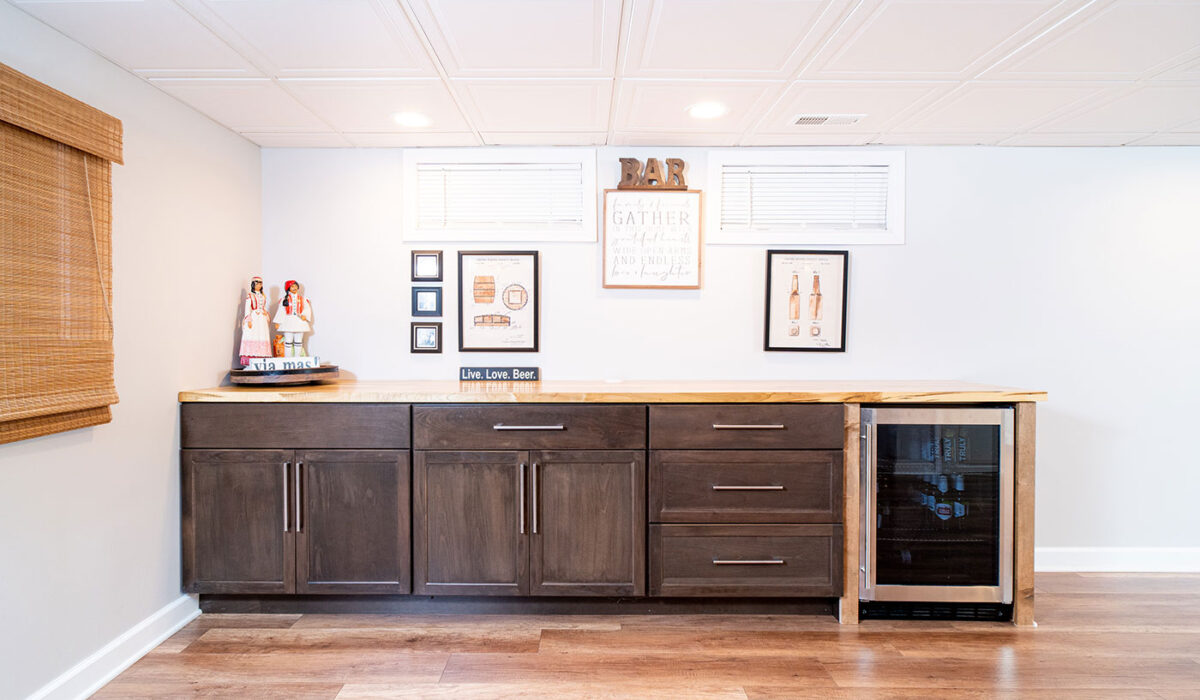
[264,145,1200,563]
[0,4,262,698]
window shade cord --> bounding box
[82,155,113,330]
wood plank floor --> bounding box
[94,574,1200,699]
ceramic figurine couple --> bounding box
[238,277,314,366]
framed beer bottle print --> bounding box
[764,250,848,352]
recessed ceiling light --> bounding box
[391,111,431,128]
[686,101,729,120]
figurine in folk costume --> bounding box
[238,276,272,367]
[273,279,313,357]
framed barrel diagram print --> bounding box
[458,251,540,352]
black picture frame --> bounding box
[764,249,848,352]
[411,286,442,317]
[457,250,540,353]
[410,321,442,353]
[411,250,443,282]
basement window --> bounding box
[706,150,905,245]
[403,148,597,242]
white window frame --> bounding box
[402,147,597,243]
[705,149,905,245]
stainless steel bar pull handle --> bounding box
[282,462,290,532]
[295,461,303,533]
[711,485,785,491]
[531,462,539,534]
[712,559,785,565]
[494,424,565,431]
[711,424,786,430]
[518,463,526,534]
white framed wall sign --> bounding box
[602,189,702,289]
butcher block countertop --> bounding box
[178,379,1046,404]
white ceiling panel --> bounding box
[755,81,952,134]
[614,80,782,134]
[281,79,470,133]
[985,0,1200,81]
[622,0,852,79]
[610,132,742,146]
[240,132,353,147]
[740,132,877,145]
[806,0,1071,79]
[999,132,1150,145]
[1128,133,1200,146]
[1035,84,1200,133]
[149,79,326,130]
[14,0,259,77]
[481,132,609,145]
[898,82,1115,133]
[191,0,436,78]
[872,132,1010,144]
[405,0,621,77]
[455,80,611,132]
[342,132,481,146]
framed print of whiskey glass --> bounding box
[411,250,443,281]
[458,251,539,352]
[411,286,442,317]
[411,321,442,353]
[764,250,847,352]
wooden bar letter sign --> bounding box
[618,158,687,190]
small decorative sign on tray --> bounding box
[459,367,541,381]
[244,356,321,371]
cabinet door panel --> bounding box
[414,451,528,595]
[530,450,646,596]
[296,450,411,594]
[182,449,294,594]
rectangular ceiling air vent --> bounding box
[793,114,866,126]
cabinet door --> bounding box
[182,449,294,594]
[414,451,528,595]
[529,450,646,596]
[295,450,411,594]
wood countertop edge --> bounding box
[178,383,1047,404]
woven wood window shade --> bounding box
[1,63,123,445]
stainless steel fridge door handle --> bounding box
[711,424,785,430]
[518,463,526,534]
[711,485,785,491]
[282,462,290,532]
[295,461,303,533]
[712,559,785,565]
[861,415,876,600]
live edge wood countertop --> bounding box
[178,379,1047,404]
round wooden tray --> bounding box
[229,364,340,386]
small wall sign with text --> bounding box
[460,367,541,381]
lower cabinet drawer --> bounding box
[649,524,842,597]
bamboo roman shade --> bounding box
[1,63,123,445]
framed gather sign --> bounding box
[603,189,702,289]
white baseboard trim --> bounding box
[1036,546,1200,573]
[27,594,199,700]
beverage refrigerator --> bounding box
[860,407,1014,618]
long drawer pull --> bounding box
[493,424,565,431]
[711,485,785,491]
[712,559,786,565]
[711,424,786,430]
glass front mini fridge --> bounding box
[860,407,1013,611]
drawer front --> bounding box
[181,403,410,449]
[651,450,842,524]
[649,404,843,450]
[413,405,646,450]
[650,524,842,597]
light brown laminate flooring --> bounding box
[94,573,1200,699]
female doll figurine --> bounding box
[238,276,271,367]
[273,279,314,357]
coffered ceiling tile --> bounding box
[622,0,853,79]
[1035,84,1200,133]
[985,0,1200,80]
[614,80,783,134]
[149,79,326,130]
[240,132,353,147]
[805,0,1069,80]
[1127,132,1200,146]
[454,80,611,132]
[13,0,259,77]
[404,0,620,77]
[481,132,609,145]
[281,79,470,133]
[192,0,436,78]
[898,82,1115,133]
[999,132,1151,145]
[610,132,742,146]
[342,132,481,146]
[1150,53,1200,81]
[740,132,876,145]
[755,81,952,134]
[871,132,1010,145]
